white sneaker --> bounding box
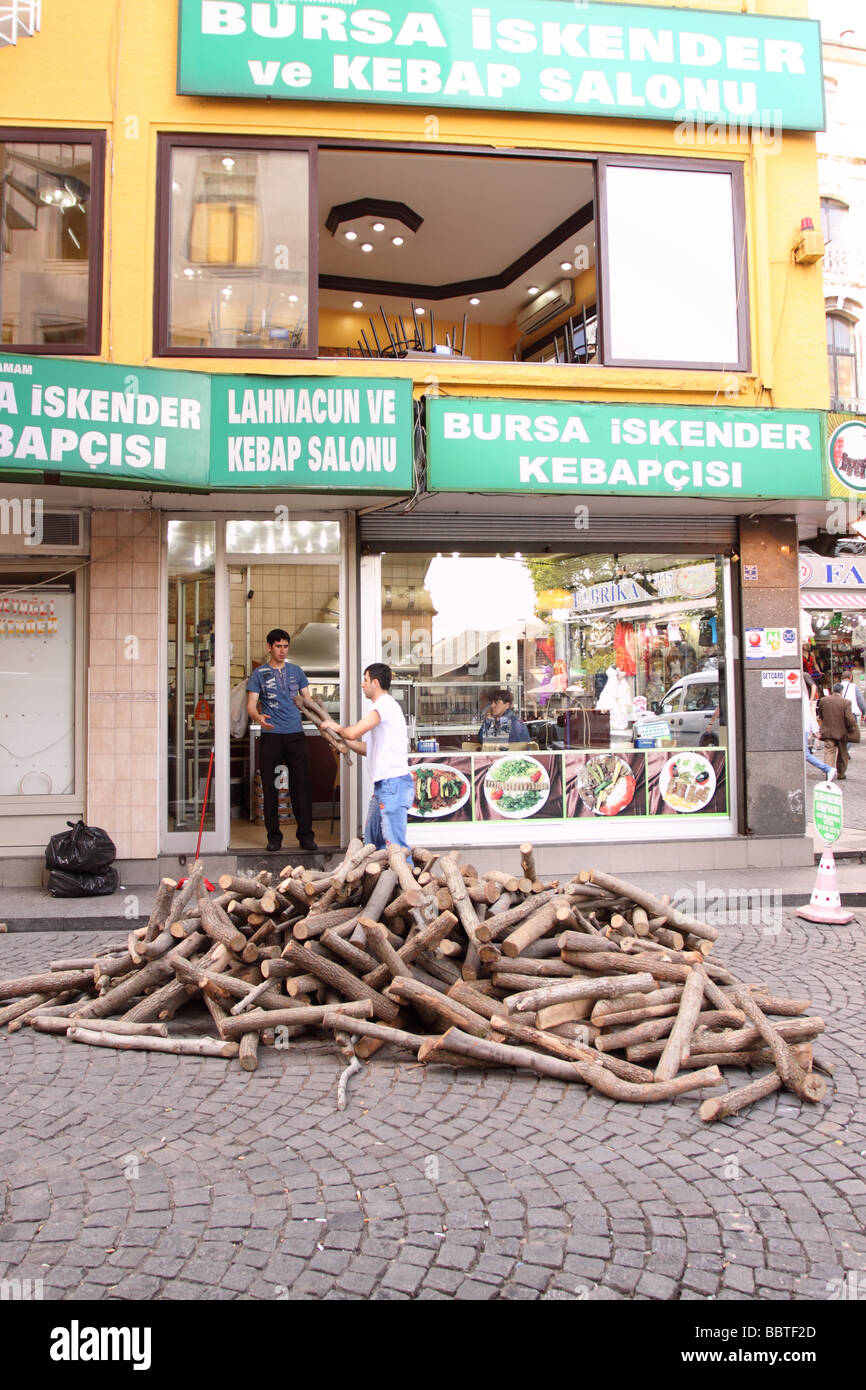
[827,768,837,782]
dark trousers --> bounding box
[824,738,850,778]
[258,732,313,841]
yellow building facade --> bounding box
[0,1,833,879]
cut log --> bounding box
[506,972,656,1013]
[730,988,826,1103]
[488,1014,655,1084]
[385,976,498,1039]
[282,941,400,1024]
[66,1026,239,1058]
[0,993,48,1027]
[535,999,593,1030]
[0,969,95,1001]
[579,869,719,942]
[32,1016,169,1037]
[519,843,537,884]
[558,931,620,955]
[198,897,247,955]
[501,897,575,958]
[699,1070,782,1122]
[143,878,178,943]
[561,951,692,984]
[72,934,206,1020]
[220,999,374,1039]
[486,890,557,940]
[239,1031,260,1072]
[654,967,706,1082]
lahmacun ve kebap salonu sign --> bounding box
[177,1,825,130]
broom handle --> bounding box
[195,746,215,862]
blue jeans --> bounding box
[805,734,831,776]
[364,774,414,850]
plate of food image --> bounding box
[410,764,471,819]
[483,755,551,819]
[577,753,637,816]
[659,752,716,814]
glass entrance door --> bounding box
[164,519,223,852]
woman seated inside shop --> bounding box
[478,689,531,745]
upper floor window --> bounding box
[154,135,315,358]
[821,198,849,247]
[0,129,104,353]
[827,311,859,409]
[598,159,749,372]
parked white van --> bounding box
[633,670,720,747]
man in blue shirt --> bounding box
[246,628,317,852]
[477,688,531,745]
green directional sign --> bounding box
[813,783,843,846]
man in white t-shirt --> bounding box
[321,663,414,850]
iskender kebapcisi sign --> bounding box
[177,1,825,130]
[427,399,825,500]
[0,357,414,492]
[0,357,211,488]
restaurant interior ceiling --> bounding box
[317,148,596,326]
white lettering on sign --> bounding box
[226,436,397,475]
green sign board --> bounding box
[0,356,210,488]
[813,783,842,846]
[209,377,414,489]
[177,2,824,130]
[427,400,824,500]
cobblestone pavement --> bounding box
[1,916,864,1302]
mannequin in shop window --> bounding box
[596,665,632,733]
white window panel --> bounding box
[605,166,741,367]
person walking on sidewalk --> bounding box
[321,663,414,851]
[246,629,318,852]
[803,688,837,780]
[817,682,860,781]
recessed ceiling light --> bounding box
[470,297,480,306]
[392,235,404,246]
[345,230,358,241]
[528,286,539,296]
[289,294,299,303]
[372,222,385,232]
[361,242,373,253]
[416,307,426,315]
[353,300,364,309]
[560,261,572,271]
[222,157,235,170]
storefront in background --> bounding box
[800,550,866,685]
[0,0,832,873]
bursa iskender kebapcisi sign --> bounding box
[177,1,824,130]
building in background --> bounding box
[813,0,866,412]
[0,0,832,882]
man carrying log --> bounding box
[246,629,318,853]
[321,663,414,852]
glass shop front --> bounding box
[373,548,735,843]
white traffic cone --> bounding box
[797,850,855,925]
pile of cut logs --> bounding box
[0,844,828,1123]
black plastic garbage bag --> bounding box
[47,866,120,898]
[45,820,116,873]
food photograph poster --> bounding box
[408,749,728,825]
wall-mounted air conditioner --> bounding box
[516,279,575,336]
[0,507,88,555]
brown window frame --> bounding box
[596,154,751,373]
[154,133,319,360]
[0,127,105,356]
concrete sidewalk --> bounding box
[2,861,863,931]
